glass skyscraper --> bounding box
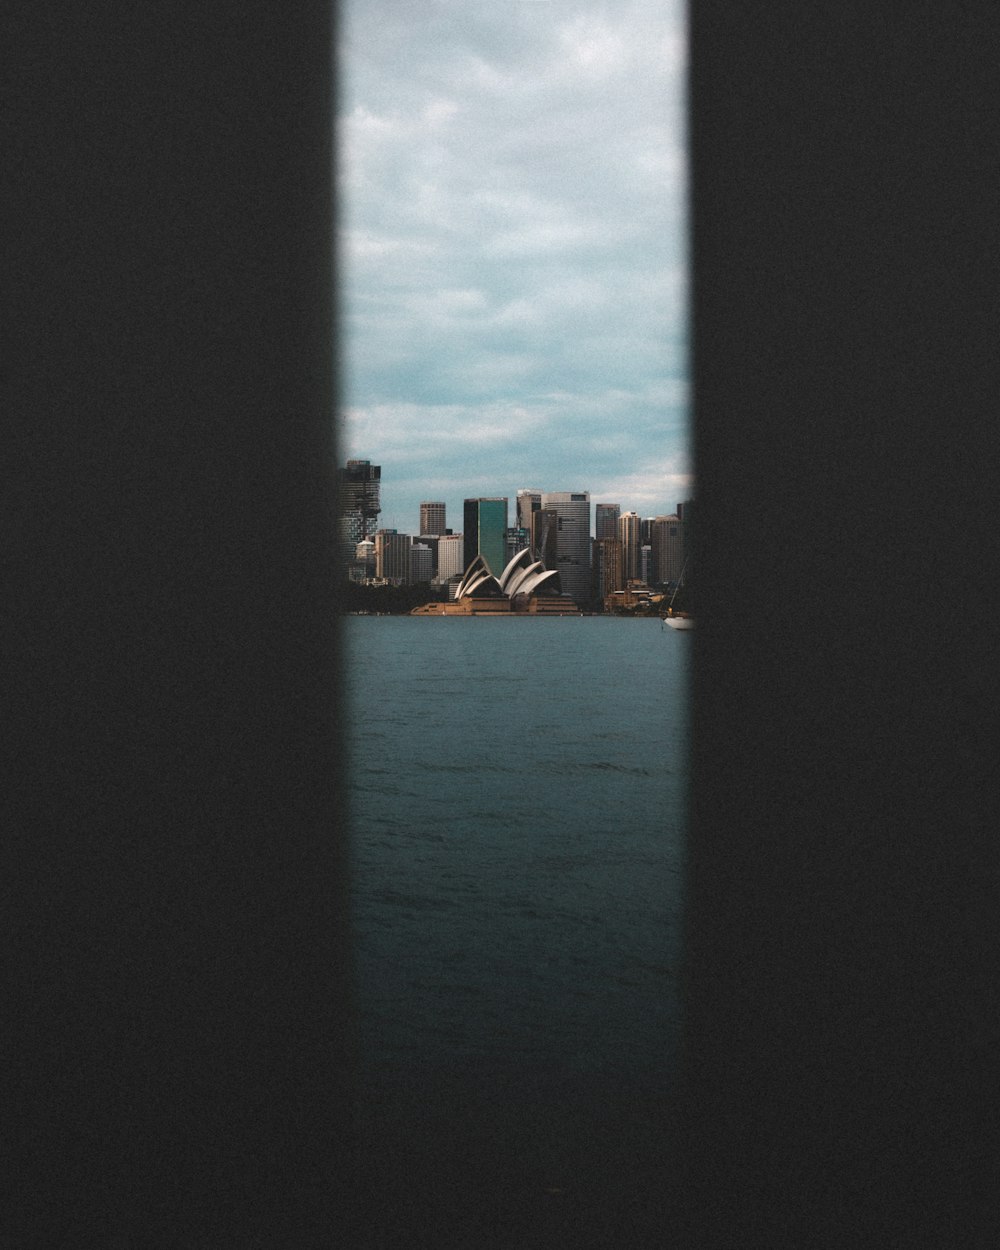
[463,497,508,576]
[541,491,591,603]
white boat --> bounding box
[662,559,694,629]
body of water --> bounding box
[344,614,689,1245]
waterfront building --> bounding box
[541,491,591,604]
[604,578,664,615]
[463,498,508,576]
[411,549,568,615]
[618,511,642,582]
[374,529,411,584]
[419,502,446,536]
[595,503,621,542]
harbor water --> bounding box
[344,614,690,1242]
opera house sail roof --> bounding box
[412,549,568,614]
[454,549,562,600]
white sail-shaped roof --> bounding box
[498,548,533,591]
[518,567,561,597]
[505,559,545,597]
[454,553,491,599]
[454,548,560,602]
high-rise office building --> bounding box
[337,459,381,541]
[415,535,440,578]
[592,537,625,600]
[463,498,507,575]
[410,543,433,584]
[516,489,542,535]
[595,503,621,542]
[651,515,685,585]
[540,491,591,603]
[419,502,446,536]
[530,508,559,570]
[618,511,641,582]
[374,529,410,584]
[435,533,465,583]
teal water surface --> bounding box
[345,615,689,1095]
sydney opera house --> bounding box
[410,549,576,615]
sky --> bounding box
[338,0,689,535]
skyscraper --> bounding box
[540,491,591,603]
[419,502,446,536]
[435,533,465,583]
[618,511,641,582]
[337,459,381,543]
[650,514,685,585]
[595,503,621,542]
[592,537,625,600]
[374,529,410,584]
[463,498,508,575]
[530,507,559,570]
[410,543,433,584]
[516,489,542,535]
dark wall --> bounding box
[680,5,998,1244]
[5,5,356,1244]
[6,3,997,1246]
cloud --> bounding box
[339,0,690,528]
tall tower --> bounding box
[592,537,624,600]
[618,511,641,582]
[419,501,446,536]
[374,529,410,584]
[530,507,559,569]
[541,491,591,603]
[337,459,381,542]
[516,489,542,535]
[595,503,621,542]
[435,534,465,583]
[651,515,685,585]
[463,498,508,575]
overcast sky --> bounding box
[338,0,689,534]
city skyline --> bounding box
[341,453,692,605]
[347,460,689,542]
[339,0,690,529]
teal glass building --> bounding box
[463,497,508,575]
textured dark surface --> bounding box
[4,5,354,1244]
[5,3,998,1245]
[680,5,999,1245]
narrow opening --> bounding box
[337,1,690,1236]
